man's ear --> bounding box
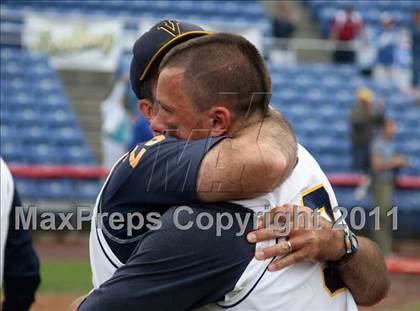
[208,106,231,136]
[138,99,154,121]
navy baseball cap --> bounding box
[130,20,212,100]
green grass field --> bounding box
[39,260,92,294]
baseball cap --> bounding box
[130,20,212,99]
[356,87,374,103]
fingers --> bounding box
[258,204,294,229]
[258,204,313,229]
[248,221,302,244]
[249,205,324,271]
[267,249,307,271]
[255,239,293,260]
[254,233,308,260]
[247,225,289,243]
[248,204,337,272]
[248,210,314,244]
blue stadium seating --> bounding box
[14,177,103,201]
[269,62,420,215]
[0,47,94,165]
[76,180,103,200]
[16,178,77,199]
[0,46,99,199]
[334,187,420,236]
[0,0,270,33]
[269,62,420,176]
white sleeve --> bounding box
[0,157,15,286]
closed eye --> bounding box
[161,105,173,114]
[156,99,174,114]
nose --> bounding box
[150,113,166,135]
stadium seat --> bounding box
[37,179,76,199]
[0,0,268,31]
[76,180,103,200]
[269,62,419,177]
[0,48,94,167]
[0,47,97,198]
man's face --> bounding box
[359,99,372,108]
[151,67,212,140]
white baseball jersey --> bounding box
[89,153,127,288]
[199,144,357,311]
[0,157,15,287]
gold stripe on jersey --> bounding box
[300,183,346,297]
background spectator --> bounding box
[394,27,412,92]
[411,10,420,92]
[374,12,399,86]
[351,87,385,199]
[100,76,132,169]
[269,2,297,65]
[370,119,408,256]
[351,87,384,174]
[272,2,296,48]
[357,28,376,78]
[330,5,364,64]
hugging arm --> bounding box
[198,109,297,202]
[247,205,389,306]
[120,109,297,206]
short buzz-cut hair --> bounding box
[159,33,272,118]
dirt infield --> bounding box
[32,294,80,311]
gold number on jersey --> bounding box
[129,135,166,168]
[300,184,346,296]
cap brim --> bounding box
[139,30,213,81]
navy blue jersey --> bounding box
[86,135,257,310]
[98,135,227,264]
[84,203,255,311]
